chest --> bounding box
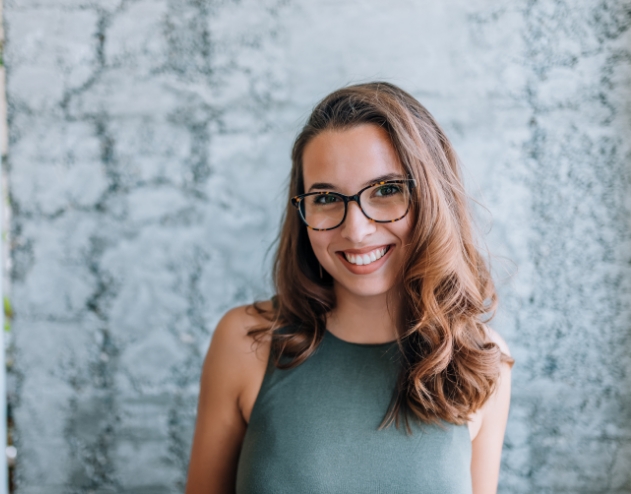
[236,336,473,494]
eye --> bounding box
[313,193,341,205]
[374,184,403,197]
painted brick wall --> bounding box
[4,0,631,492]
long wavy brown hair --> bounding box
[246,81,514,431]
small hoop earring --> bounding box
[319,262,323,279]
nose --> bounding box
[340,201,376,243]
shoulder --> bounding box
[211,302,269,343]
[469,327,514,489]
[203,301,274,396]
[468,326,512,440]
[481,325,513,407]
[208,300,274,362]
[187,302,275,490]
[484,325,513,365]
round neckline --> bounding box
[324,328,398,348]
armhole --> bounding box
[244,324,291,426]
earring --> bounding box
[319,262,323,279]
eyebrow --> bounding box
[307,172,408,192]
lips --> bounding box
[341,245,390,266]
[335,244,394,275]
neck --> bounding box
[326,282,403,344]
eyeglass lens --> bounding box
[299,182,411,230]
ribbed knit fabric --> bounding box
[236,327,472,494]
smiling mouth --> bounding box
[340,245,392,266]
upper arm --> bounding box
[470,328,513,494]
[185,306,265,494]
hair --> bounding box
[246,81,514,431]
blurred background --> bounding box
[1,0,630,492]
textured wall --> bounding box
[3,0,631,492]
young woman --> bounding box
[186,82,514,494]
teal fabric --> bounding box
[236,327,472,494]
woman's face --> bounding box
[301,124,414,298]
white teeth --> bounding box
[343,246,389,266]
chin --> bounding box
[334,277,397,298]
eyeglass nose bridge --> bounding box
[344,193,361,205]
[341,193,374,223]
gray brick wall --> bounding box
[3,0,631,492]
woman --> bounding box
[186,82,514,494]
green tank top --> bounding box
[236,327,472,494]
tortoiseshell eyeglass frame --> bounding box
[290,178,417,231]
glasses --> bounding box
[291,179,416,231]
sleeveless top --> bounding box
[235,327,472,494]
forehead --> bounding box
[301,124,404,193]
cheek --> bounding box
[307,230,332,259]
[389,220,414,256]
[382,216,412,239]
[397,217,414,242]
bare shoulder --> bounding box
[483,326,513,404]
[203,301,275,422]
[186,301,275,493]
[470,328,514,493]
[485,326,512,361]
[207,300,274,369]
[211,301,273,344]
